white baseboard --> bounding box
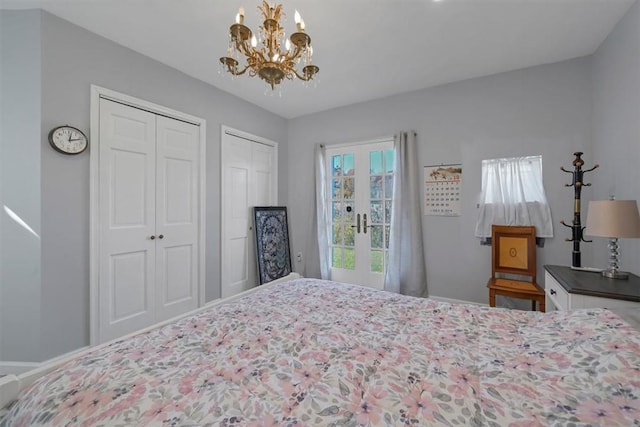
[0,362,39,376]
[0,346,90,376]
[429,295,488,306]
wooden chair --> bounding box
[487,225,545,312]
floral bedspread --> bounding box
[3,278,640,426]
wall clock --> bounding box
[48,125,88,155]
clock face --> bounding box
[49,126,88,154]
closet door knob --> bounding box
[158,234,164,239]
[150,235,156,240]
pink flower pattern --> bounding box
[2,278,640,425]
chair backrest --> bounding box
[491,225,537,283]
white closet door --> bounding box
[221,131,277,298]
[155,116,199,321]
[99,99,157,342]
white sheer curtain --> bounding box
[384,131,427,297]
[475,155,553,238]
[314,144,331,279]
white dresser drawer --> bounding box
[545,271,568,311]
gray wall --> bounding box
[0,10,43,362]
[287,57,594,304]
[2,10,288,362]
[592,0,640,276]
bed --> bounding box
[2,276,640,426]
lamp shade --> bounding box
[585,200,640,238]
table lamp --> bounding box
[585,199,640,279]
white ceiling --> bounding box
[2,0,636,119]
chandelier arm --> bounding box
[291,69,312,81]
[288,45,304,62]
[228,63,251,76]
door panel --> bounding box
[162,244,193,304]
[164,158,193,223]
[110,251,148,320]
[155,116,199,321]
[99,98,156,342]
[110,150,148,226]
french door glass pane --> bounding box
[344,177,355,199]
[344,225,355,246]
[332,178,341,199]
[370,151,383,174]
[370,201,383,223]
[370,176,383,199]
[370,225,383,249]
[385,200,392,223]
[332,224,342,245]
[332,247,342,268]
[343,154,354,175]
[385,175,393,198]
[385,150,394,173]
[332,155,342,176]
[371,250,384,273]
[332,202,341,221]
[385,225,390,250]
[344,248,355,270]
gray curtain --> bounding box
[313,143,331,279]
[384,131,427,296]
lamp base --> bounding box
[602,269,629,280]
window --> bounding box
[475,155,553,238]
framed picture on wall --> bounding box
[253,206,292,284]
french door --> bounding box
[325,140,394,289]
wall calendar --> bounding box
[424,164,462,216]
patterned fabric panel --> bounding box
[2,278,639,426]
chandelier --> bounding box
[219,2,319,90]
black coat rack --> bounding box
[560,152,598,267]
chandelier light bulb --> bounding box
[285,38,291,51]
[237,7,245,24]
[251,35,257,47]
[295,10,305,31]
[273,53,279,61]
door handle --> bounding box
[350,213,361,234]
[150,235,156,240]
[363,213,367,234]
[158,234,164,240]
